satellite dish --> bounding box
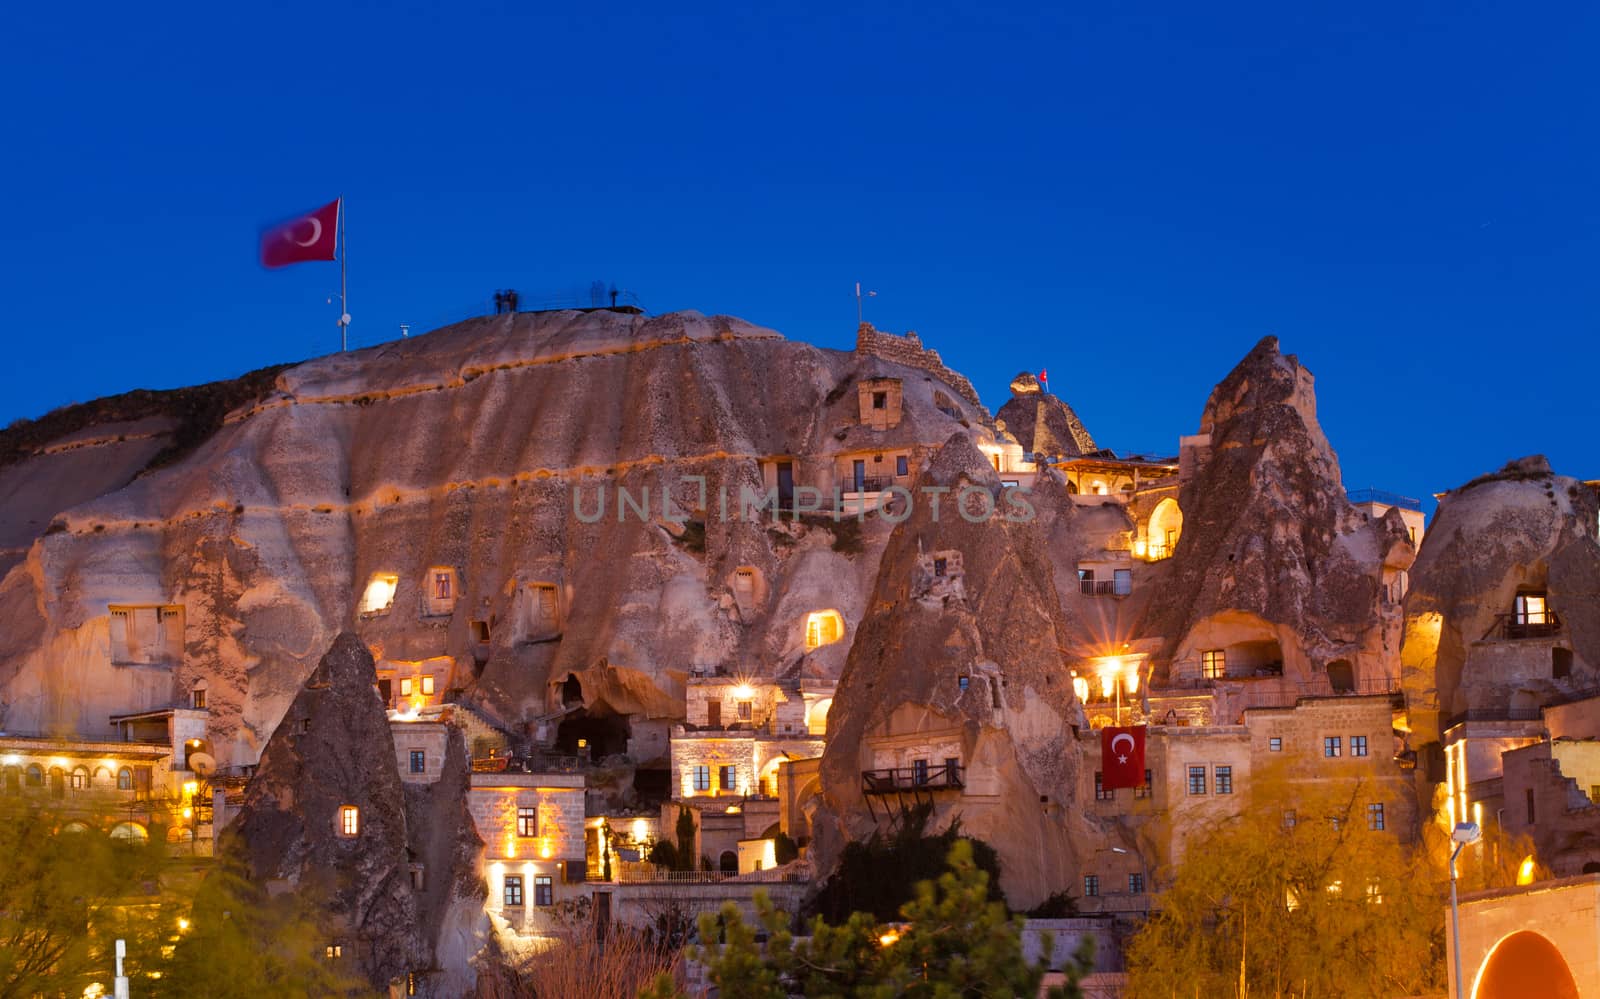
[189,752,216,778]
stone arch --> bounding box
[804,610,845,651]
[1147,498,1183,559]
[807,697,833,735]
[110,822,148,844]
[718,850,738,874]
[757,757,786,798]
[1472,930,1578,999]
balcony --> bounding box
[861,765,965,794]
[1079,579,1131,597]
[1485,612,1563,641]
[1346,488,1423,512]
[843,476,895,495]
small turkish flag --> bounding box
[260,199,340,268]
[1101,725,1146,789]
[1038,368,1048,386]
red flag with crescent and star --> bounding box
[1101,725,1146,789]
[260,199,340,268]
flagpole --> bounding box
[338,196,348,352]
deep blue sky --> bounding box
[2,2,1595,507]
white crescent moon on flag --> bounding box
[1111,733,1135,755]
[287,218,322,246]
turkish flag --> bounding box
[260,199,340,268]
[1101,725,1146,789]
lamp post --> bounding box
[1449,820,1482,999]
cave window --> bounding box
[325,944,343,959]
[409,750,425,774]
[359,574,399,615]
[1083,875,1099,897]
[400,678,414,697]
[934,558,947,577]
[872,391,887,410]
[338,805,360,838]
[804,610,844,651]
[1527,788,1536,825]
[958,675,969,691]
[561,674,583,707]
[1554,648,1574,680]
[990,677,1003,710]
[734,569,755,594]
[470,620,491,643]
[897,455,909,476]
[116,767,131,791]
[425,567,458,616]
[1201,650,1225,680]
[191,681,208,710]
[410,866,425,890]
[1514,591,1549,627]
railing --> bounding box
[861,765,965,793]
[1346,488,1423,512]
[843,476,894,494]
[1484,612,1563,641]
[1079,579,1130,597]
[612,868,806,885]
[471,753,584,774]
[1144,542,1173,560]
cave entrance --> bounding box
[561,673,584,707]
[1326,659,1355,694]
[1225,639,1284,677]
[556,707,631,763]
[632,768,670,806]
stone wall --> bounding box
[1448,875,1600,998]
[467,774,585,862]
[854,324,984,411]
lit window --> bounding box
[535,875,553,906]
[1269,736,1282,752]
[116,767,132,791]
[433,571,453,601]
[719,765,737,791]
[359,573,399,615]
[1134,769,1153,799]
[325,944,343,959]
[70,767,88,790]
[517,806,537,837]
[1095,771,1112,802]
[409,750,425,774]
[1083,875,1099,897]
[1215,766,1233,795]
[1324,737,1342,758]
[503,875,523,907]
[1187,766,1207,796]
[338,805,360,837]
[692,766,710,792]
[1129,873,1144,895]
[1351,736,1368,757]
[1367,803,1385,831]
[1201,650,1225,679]
[804,610,844,651]
[192,684,207,710]
[1515,592,1548,626]
[400,678,413,697]
[422,676,435,696]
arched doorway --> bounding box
[1147,498,1183,559]
[1473,931,1579,999]
[1326,659,1355,693]
[718,850,738,874]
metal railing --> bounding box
[611,868,806,885]
[471,753,584,774]
[1346,488,1423,512]
[861,765,965,793]
[1079,579,1131,597]
[1144,542,1173,560]
[1484,611,1563,641]
[843,476,894,494]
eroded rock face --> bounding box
[228,632,427,989]
[1400,456,1600,743]
[812,433,1093,907]
[1143,337,1407,689]
[0,310,996,764]
[995,371,1097,459]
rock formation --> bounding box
[1142,336,1411,691]
[995,371,1097,459]
[1400,456,1600,744]
[227,632,481,993]
[811,433,1093,907]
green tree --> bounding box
[673,807,697,873]
[644,840,1091,999]
[808,803,1006,922]
[1126,777,1445,998]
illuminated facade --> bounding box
[669,675,829,800]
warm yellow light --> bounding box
[632,818,649,841]
[183,781,198,797]
[82,984,106,999]
[1072,676,1090,703]
[878,930,900,947]
[51,757,69,769]
[181,807,193,820]
[1518,856,1537,886]
[733,683,754,701]
[1099,672,1116,698]
[1133,539,1147,557]
[504,835,517,859]
[725,805,741,814]
[539,840,553,859]
[177,917,190,932]
[1124,670,1140,695]
[1,755,19,766]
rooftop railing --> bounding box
[1347,488,1424,512]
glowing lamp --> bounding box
[632,818,649,841]
[1099,672,1116,699]
[540,840,553,859]
[1124,670,1139,695]
[1071,676,1090,703]
[878,930,900,948]
[183,781,198,797]
[177,917,190,932]
[1134,539,1147,557]
[181,807,192,820]
[1517,855,1537,886]
[733,684,754,700]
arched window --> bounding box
[109,822,148,844]
[70,766,89,791]
[804,610,845,651]
[3,768,17,794]
[117,767,133,791]
[61,821,92,835]
[719,850,739,874]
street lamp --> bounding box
[1449,821,1482,999]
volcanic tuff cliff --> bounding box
[1400,456,1600,745]
[0,310,1004,765]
